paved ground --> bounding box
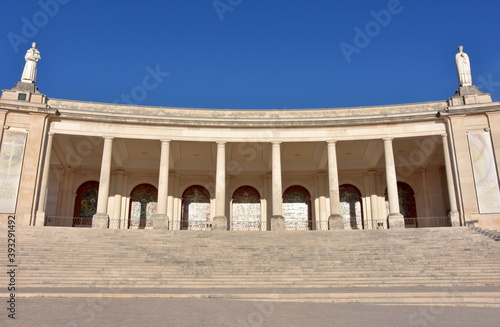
[1,297,498,327]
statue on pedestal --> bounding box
[21,42,41,83]
[455,45,472,87]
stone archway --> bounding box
[340,184,364,229]
[128,184,158,229]
[73,181,99,227]
[283,185,312,230]
[232,185,261,230]
[181,185,211,230]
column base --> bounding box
[449,211,460,227]
[212,216,228,231]
[153,214,169,230]
[271,215,285,231]
[92,213,109,228]
[388,213,405,229]
[35,211,46,226]
[328,214,344,230]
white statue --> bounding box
[455,45,472,87]
[21,42,41,83]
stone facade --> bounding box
[1,54,500,230]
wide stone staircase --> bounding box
[2,226,500,306]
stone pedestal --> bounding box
[449,211,460,227]
[153,214,169,230]
[35,211,46,226]
[388,213,405,229]
[328,214,344,230]
[271,215,285,231]
[92,213,109,228]
[212,216,227,231]
[447,86,492,106]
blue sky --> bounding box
[1,0,499,109]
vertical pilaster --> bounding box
[368,171,379,229]
[318,172,327,230]
[0,110,7,145]
[154,139,170,229]
[420,168,432,218]
[327,141,343,230]
[383,138,404,228]
[213,141,227,230]
[442,133,460,226]
[112,170,124,229]
[92,137,113,228]
[35,132,54,226]
[271,142,285,230]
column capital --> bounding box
[160,139,171,144]
[383,137,394,143]
[326,140,338,145]
[271,141,282,146]
[440,133,448,138]
[216,141,227,146]
[47,132,55,137]
[103,136,114,142]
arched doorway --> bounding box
[181,185,211,230]
[385,182,417,227]
[128,184,158,229]
[283,185,312,230]
[73,181,99,227]
[340,184,364,229]
[232,186,261,230]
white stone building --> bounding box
[1,44,499,230]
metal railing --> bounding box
[46,216,121,229]
[231,221,262,231]
[43,216,453,230]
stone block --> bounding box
[271,215,285,231]
[328,214,344,230]
[153,214,169,230]
[35,211,46,227]
[388,213,405,229]
[92,213,109,228]
[212,216,227,231]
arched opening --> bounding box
[181,185,211,230]
[128,183,158,229]
[73,181,99,227]
[340,184,364,229]
[232,185,261,230]
[283,185,312,230]
[385,182,418,228]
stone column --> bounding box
[92,137,113,228]
[213,141,227,230]
[442,133,460,226]
[35,133,54,226]
[271,142,285,231]
[154,139,170,230]
[383,138,404,228]
[327,141,344,230]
